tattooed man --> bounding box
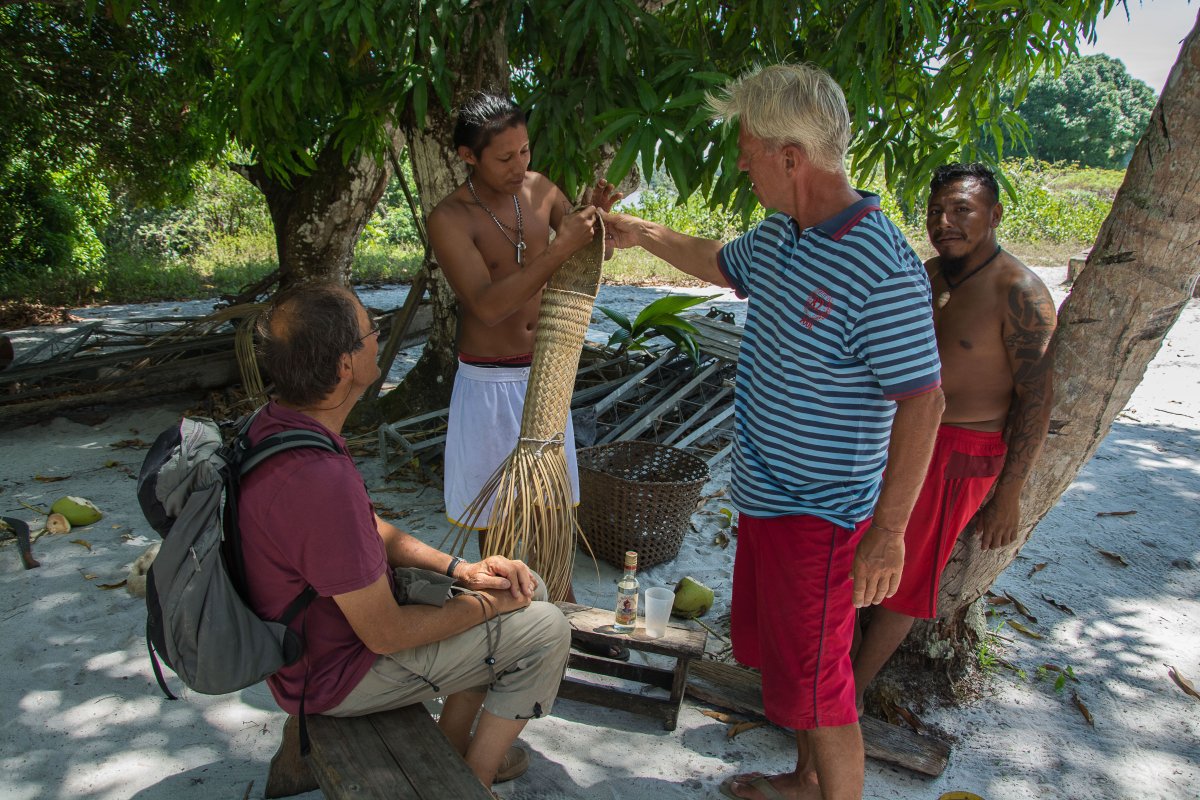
[852,162,1057,710]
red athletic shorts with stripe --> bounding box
[881,424,1007,619]
[731,513,870,730]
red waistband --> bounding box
[458,351,534,367]
[938,423,1005,443]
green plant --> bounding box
[977,620,1007,673]
[597,294,718,365]
[1036,664,1080,693]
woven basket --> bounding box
[576,441,709,569]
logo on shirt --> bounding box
[800,288,835,330]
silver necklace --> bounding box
[467,174,525,264]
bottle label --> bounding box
[615,588,637,628]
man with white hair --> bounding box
[605,64,944,799]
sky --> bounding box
[1078,0,1197,92]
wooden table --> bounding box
[554,601,708,730]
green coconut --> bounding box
[50,496,103,527]
[671,575,715,619]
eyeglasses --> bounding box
[356,322,381,345]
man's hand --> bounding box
[458,555,537,600]
[556,205,600,256]
[585,179,624,213]
[852,524,905,608]
[476,586,533,616]
[977,492,1021,550]
[601,212,644,250]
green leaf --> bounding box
[588,114,640,151]
[606,328,633,349]
[412,80,428,129]
[631,294,718,330]
[605,127,643,185]
[647,316,700,337]
[597,305,633,331]
[635,78,657,111]
[659,327,701,365]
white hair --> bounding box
[707,63,851,173]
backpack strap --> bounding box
[147,617,178,701]
[222,422,340,602]
[238,430,340,477]
[278,585,318,631]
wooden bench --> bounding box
[264,704,493,800]
[554,601,708,731]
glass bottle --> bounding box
[613,550,639,633]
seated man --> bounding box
[852,162,1056,710]
[241,283,571,791]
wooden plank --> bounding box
[615,360,723,442]
[661,386,733,445]
[555,601,707,657]
[685,660,951,777]
[305,712,424,800]
[369,706,493,800]
[597,366,695,444]
[0,331,236,385]
[304,706,492,800]
[566,652,676,690]
[591,348,677,416]
[670,403,734,449]
[703,440,735,469]
[556,676,676,722]
[0,353,240,421]
[682,313,743,362]
[6,322,101,369]
[570,376,629,408]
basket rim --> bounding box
[576,440,709,485]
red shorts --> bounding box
[881,425,1006,619]
[731,513,869,730]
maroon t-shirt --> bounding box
[240,402,389,714]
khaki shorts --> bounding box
[325,583,570,721]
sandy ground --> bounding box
[1,273,1197,800]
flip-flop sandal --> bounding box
[572,639,631,661]
[493,744,529,783]
[718,773,786,800]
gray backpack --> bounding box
[136,411,338,697]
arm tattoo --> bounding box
[997,282,1057,492]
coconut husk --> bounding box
[446,219,605,600]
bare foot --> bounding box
[720,770,821,800]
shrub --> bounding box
[999,160,1111,244]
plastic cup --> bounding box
[644,587,674,638]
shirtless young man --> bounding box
[852,162,1057,710]
[428,91,620,610]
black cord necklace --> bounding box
[943,244,1003,290]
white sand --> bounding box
[1,274,1197,800]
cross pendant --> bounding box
[516,241,526,265]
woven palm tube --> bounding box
[446,219,605,600]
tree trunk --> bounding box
[377,15,510,421]
[240,125,402,290]
[898,11,1200,679]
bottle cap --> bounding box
[624,550,637,568]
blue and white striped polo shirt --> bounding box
[717,192,941,527]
